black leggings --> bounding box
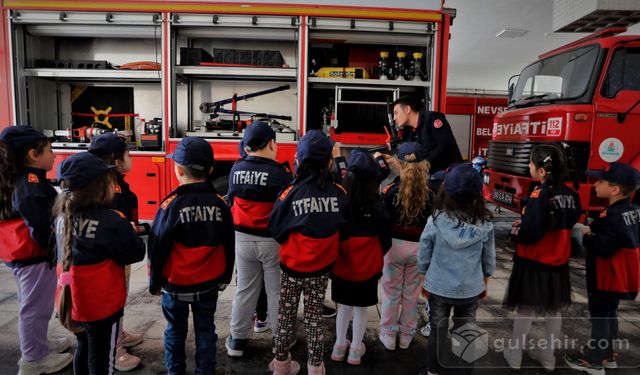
[256,283,268,321]
[73,319,119,375]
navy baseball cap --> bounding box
[88,133,132,156]
[586,162,640,187]
[296,130,334,165]
[444,163,483,198]
[57,152,116,192]
[347,149,378,180]
[397,142,426,162]
[0,125,51,154]
[167,137,214,172]
[242,121,275,152]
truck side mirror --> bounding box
[507,74,519,103]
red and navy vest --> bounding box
[227,156,292,237]
[584,198,640,299]
[268,173,349,278]
[514,184,582,267]
[148,182,235,293]
[332,197,391,282]
[0,168,57,268]
[55,206,145,323]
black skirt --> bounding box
[331,275,380,307]
[503,257,572,314]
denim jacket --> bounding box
[418,211,496,299]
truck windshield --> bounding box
[510,44,600,107]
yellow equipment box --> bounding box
[315,67,370,79]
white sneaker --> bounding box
[502,348,521,371]
[399,334,413,349]
[18,352,73,375]
[48,336,72,353]
[378,332,396,351]
[420,325,431,337]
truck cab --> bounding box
[486,27,640,216]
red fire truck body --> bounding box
[486,28,640,215]
[0,0,453,219]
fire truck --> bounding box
[0,0,454,219]
[485,27,640,216]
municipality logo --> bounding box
[451,323,489,363]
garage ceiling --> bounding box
[445,0,640,93]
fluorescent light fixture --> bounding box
[496,28,529,38]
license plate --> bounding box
[493,190,514,205]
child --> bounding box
[418,164,496,375]
[54,152,146,374]
[330,149,391,366]
[503,144,582,371]
[226,121,292,357]
[565,163,640,375]
[0,125,73,375]
[379,142,435,351]
[88,132,146,371]
[148,137,235,375]
[268,130,349,375]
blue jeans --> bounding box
[161,293,218,375]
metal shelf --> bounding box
[175,66,297,80]
[23,68,162,81]
[308,77,430,87]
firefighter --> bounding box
[148,137,235,375]
[226,121,293,357]
[392,95,463,173]
[565,163,640,375]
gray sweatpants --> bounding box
[229,231,281,339]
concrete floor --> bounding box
[1,207,639,374]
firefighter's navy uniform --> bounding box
[401,110,463,173]
[268,129,349,368]
[505,183,582,312]
[148,136,234,374]
[1,166,57,267]
[55,152,146,374]
[580,163,640,364]
[330,150,392,307]
[226,121,293,349]
[0,126,61,367]
[228,155,293,237]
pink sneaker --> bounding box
[347,343,366,365]
[115,348,141,372]
[120,331,143,348]
[330,340,350,362]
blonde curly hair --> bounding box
[394,153,432,226]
